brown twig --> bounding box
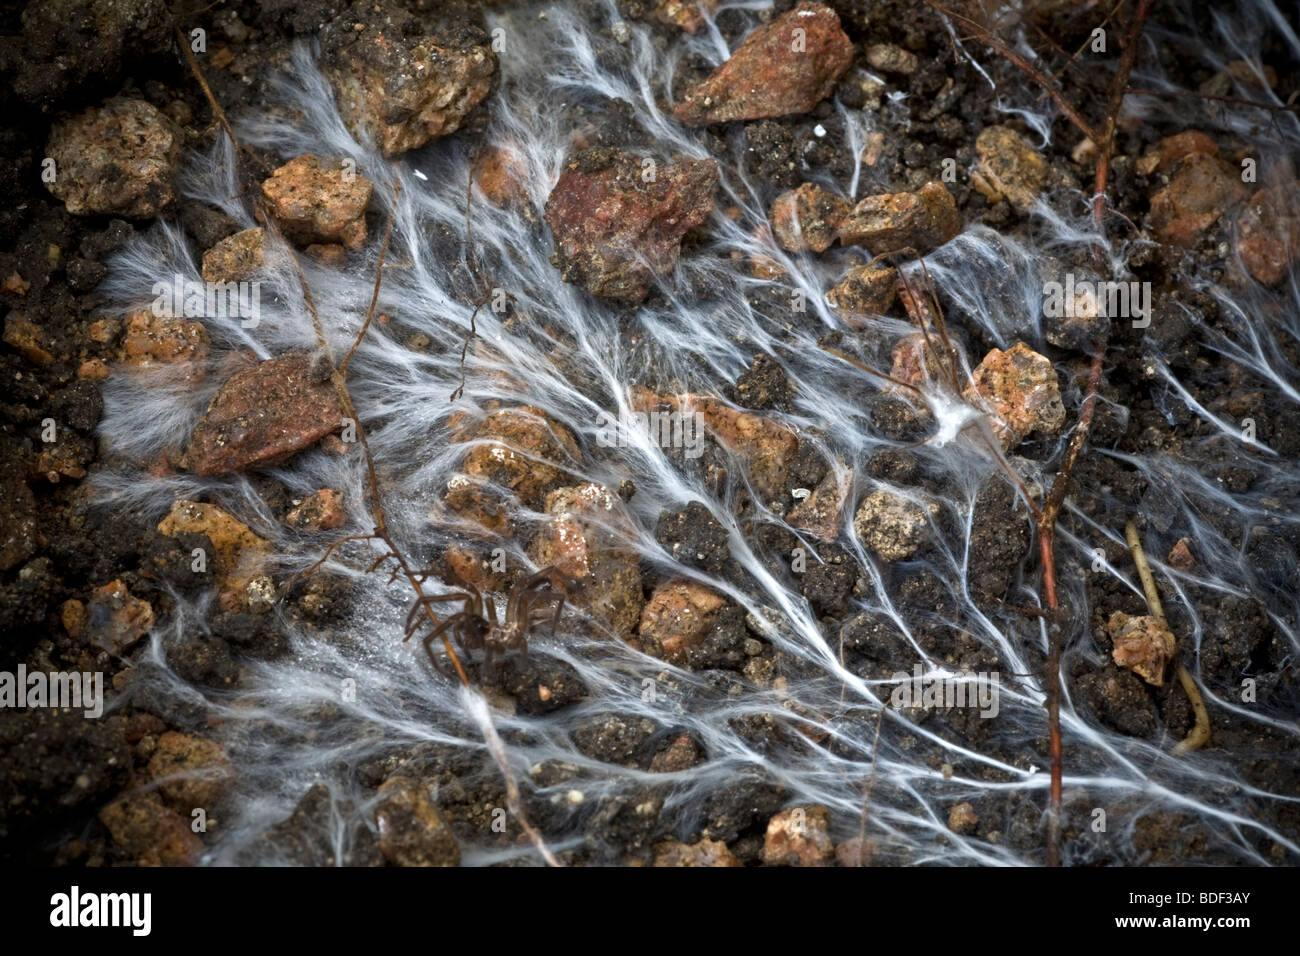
[175,27,240,151]
[1124,520,1211,753]
[1047,0,1127,83]
[1091,0,1154,258]
[339,189,398,376]
[1040,0,1151,867]
[925,1,1099,144]
[1038,346,1104,865]
[853,706,887,867]
[926,0,1156,866]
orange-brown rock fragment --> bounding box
[529,483,644,638]
[182,352,345,476]
[673,3,853,125]
[770,183,850,254]
[638,579,726,664]
[762,805,834,866]
[260,155,373,251]
[837,182,960,255]
[964,342,1065,449]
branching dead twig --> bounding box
[175,30,559,866]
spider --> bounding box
[405,566,578,678]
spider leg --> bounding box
[506,567,556,624]
[460,581,486,621]
[518,589,566,638]
[547,594,566,637]
[421,613,467,672]
[405,591,473,640]
[453,621,473,657]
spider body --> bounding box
[406,566,577,677]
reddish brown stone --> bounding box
[1149,152,1249,245]
[837,182,961,255]
[78,358,110,381]
[157,500,273,611]
[653,837,739,866]
[964,342,1065,450]
[473,143,529,207]
[88,319,117,344]
[638,579,726,664]
[147,731,234,812]
[2,272,29,296]
[825,263,898,326]
[889,332,944,389]
[98,792,203,866]
[1236,182,1300,286]
[673,3,853,125]
[1136,130,1218,176]
[2,314,54,365]
[32,433,93,483]
[1167,537,1195,573]
[763,805,833,866]
[529,482,644,638]
[544,149,718,302]
[44,97,183,219]
[125,712,168,744]
[62,580,154,653]
[441,543,508,594]
[770,183,850,253]
[261,155,373,251]
[285,489,347,532]
[948,802,979,835]
[1108,611,1176,687]
[201,227,265,284]
[444,405,582,534]
[649,733,703,773]
[632,389,798,500]
[652,0,720,33]
[324,16,495,157]
[118,308,210,378]
[787,468,851,543]
[182,352,345,475]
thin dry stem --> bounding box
[925,1,1099,143]
[1124,520,1211,753]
